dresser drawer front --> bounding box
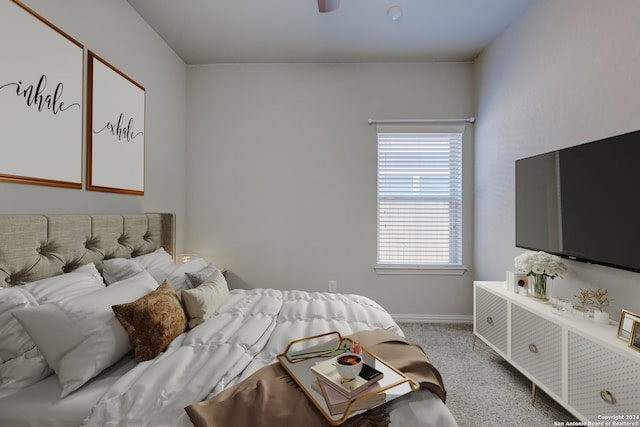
[475,287,508,355]
[511,305,562,396]
[568,332,640,420]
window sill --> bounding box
[374,265,467,276]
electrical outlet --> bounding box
[328,280,337,293]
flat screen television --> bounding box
[515,129,640,273]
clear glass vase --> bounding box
[530,274,551,300]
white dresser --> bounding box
[473,281,640,422]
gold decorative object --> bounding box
[588,287,613,312]
[574,289,592,308]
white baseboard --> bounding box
[391,313,473,324]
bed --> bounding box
[0,213,458,427]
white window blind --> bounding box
[376,125,463,267]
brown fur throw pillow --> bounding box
[112,281,187,362]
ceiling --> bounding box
[127,0,532,64]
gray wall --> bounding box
[1,0,188,252]
[186,63,475,320]
[474,0,640,317]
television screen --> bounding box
[515,129,640,273]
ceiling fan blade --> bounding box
[318,0,340,13]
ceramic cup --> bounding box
[335,352,363,380]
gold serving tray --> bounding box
[276,331,419,426]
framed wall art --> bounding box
[617,309,640,343]
[86,51,145,195]
[0,0,84,188]
[630,320,640,353]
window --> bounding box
[376,125,464,271]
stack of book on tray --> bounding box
[310,356,385,416]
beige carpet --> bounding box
[399,323,578,427]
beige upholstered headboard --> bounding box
[0,213,175,288]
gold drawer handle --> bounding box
[600,390,616,405]
[486,316,494,325]
[528,344,538,353]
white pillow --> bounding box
[102,249,176,285]
[103,249,208,293]
[0,347,50,399]
[132,248,209,293]
[0,288,37,361]
[0,288,50,399]
[13,270,158,397]
[21,262,105,303]
[164,258,209,294]
[0,263,105,398]
[133,248,176,283]
[102,258,145,285]
[181,269,229,328]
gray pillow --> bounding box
[185,263,217,288]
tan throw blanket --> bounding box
[185,329,446,427]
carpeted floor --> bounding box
[399,322,579,427]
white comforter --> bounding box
[83,289,457,427]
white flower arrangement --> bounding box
[514,250,568,279]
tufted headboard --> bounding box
[0,213,175,287]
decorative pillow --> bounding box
[112,281,187,362]
[0,263,105,398]
[12,270,158,397]
[181,269,230,329]
[185,263,218,288]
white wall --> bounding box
[474,0,640,317]
[186,63,475,319]
[17,0,637,321]
[1,0,188,252]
